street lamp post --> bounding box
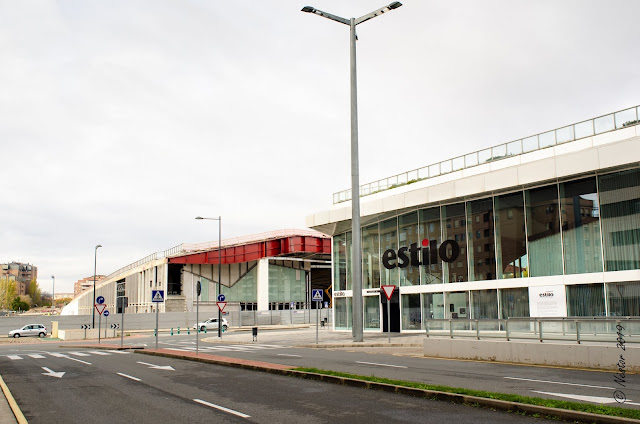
[51,275,55,311]
[92,244,102,328]
[195,216,223,338]
[302,2,402,342]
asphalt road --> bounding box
[0,344,557,423]
[145,332,639,410]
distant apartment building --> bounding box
[74,275,106,298]
[1,262,37,296]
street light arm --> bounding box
[355,2,402,26]
[301,6,349,25]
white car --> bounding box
[9,324,48,338]
[193,318,228,332]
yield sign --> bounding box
[217,301,227,312]
[95,304,107,315]
[381,285,396,301]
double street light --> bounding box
[302,2,403,342]
[92,244,102,328]
[195,216,223,338]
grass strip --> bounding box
[295,367,640,420]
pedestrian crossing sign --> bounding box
[152,290,165,303]
[312,289,323,302]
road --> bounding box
[144,330,639,409]
[0,343,557,423]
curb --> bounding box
[0,374,26,424]
[300,343,422,348]
[136,349,640,424]
[61,343,144,350]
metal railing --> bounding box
[333,105,640,204]
[422,317,640,344]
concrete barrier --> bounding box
[423,337,638,371]
[58,329,103,341]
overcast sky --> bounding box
[2,0,639,294]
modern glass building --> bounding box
[308,105,640,332]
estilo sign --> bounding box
[382,239,460,270]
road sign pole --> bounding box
[98,312,101,344]
[196,283,199,355]
[120,304,124,348]
[316,301,319,345]
[105,314,108,339]
[387,298,391,344]
[155,302,159,350]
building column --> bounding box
[256,258,269,311]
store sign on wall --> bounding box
[334,291,347,297]
[382,239,460,270]
[528,285,567,317]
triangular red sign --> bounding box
[381,285,396,301]
[95,304,106,315]
[217,301,227,312]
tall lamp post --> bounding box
[195,216,222,338]
[51,275,55,311]
[92,244,102,328]
[302,2,403,342]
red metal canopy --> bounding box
[168,235,331,265]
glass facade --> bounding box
[362,224,380,289]
[419,207,442,284]
[268,265,306,303]
[599,169,640,271]
[333,167,640,331]
[495,192,527,279]
[399,212,420,286]
[566,283,605,317]
[467,198,495,281]
[380,217,398,286]
[560,178,602,274]
[526,185,563,277]
[443,203,468,283]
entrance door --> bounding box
[381,301,400,332]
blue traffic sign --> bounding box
[217,294,226,302]
[152,290,165,303]
[96,296,105,305]
[312,289,323,302]
[103,310,110,317]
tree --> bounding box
[10,296,29,312]
[0,278,17,310]
[28,279,42,306]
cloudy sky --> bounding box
[1,0,639,294]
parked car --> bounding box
[193,318,228,332]
[9,324,48,338]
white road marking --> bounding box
[65,357,92,365]
[68,352,91,357]
[193,399,250,418]
[356,361,408,369]
[48,353,91,365]
[117,373,141,382]
[88,351,111,355]
[505,376,615,390]
[106,350,131,354]
[41,367,65,378]
[136,361,175,371]
[277,354,302,358]
[28,354,46,359]
[7,355,22,360]
[533,391,633,404]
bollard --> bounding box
[171,328,173,336]
[187,328,190,335]
[204,327,207,334]
[178,327,180,335]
